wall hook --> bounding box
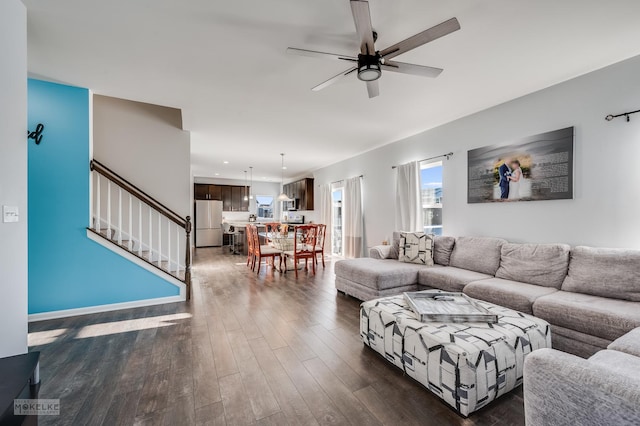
[27,123,45,144]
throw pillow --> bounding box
[399,232,434,266]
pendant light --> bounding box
[277,153,292,202]
[249,166,254,200]
[243,170,248,201]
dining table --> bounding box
[258,231,302,272]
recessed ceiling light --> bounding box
[223,160,229,164]
[282,166,287,170]
[214,173,219,176]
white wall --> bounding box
[93,95,191,218]
[314,54,640,250]
[0,0,28,357]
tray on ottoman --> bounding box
[403,291,498,323]
[360,290,551,417]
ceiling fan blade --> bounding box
[381,60,443,78]
[366,80,379,98]
[380,17,460,60]
[350,0,376,55]
[286,47,357,62]
[312,67,358,91]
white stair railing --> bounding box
[89,160,192,299]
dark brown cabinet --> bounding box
[231,186,245,212]
[194,184,211,200]
[282,178,314,210]
[221,186,232,211]
[194,184,249,212]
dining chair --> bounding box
[283,225,317,278]
[251,224,282,274]
[246,224,256,268]
[312,224,327,268]
[263,222,281,244]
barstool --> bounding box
[222,223,236,253]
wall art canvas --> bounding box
[467,127,574,203]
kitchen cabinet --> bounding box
[195,184,249,211]
[221,186,232,211]
[281,178,314,210]
[194,184,211,200]
[231,186,250,212]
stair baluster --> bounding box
[117,187,123,246]
[107,181,112,239]
[95,174,101,232]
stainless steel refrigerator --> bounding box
[195,200,223,247]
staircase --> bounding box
[88,160,192,299]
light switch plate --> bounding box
[3,205,19,223]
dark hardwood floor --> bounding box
[28,248,525,425]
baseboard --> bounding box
[28,295,185,322]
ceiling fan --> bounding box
[287,0,460,98]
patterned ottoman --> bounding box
[360,291,551,416]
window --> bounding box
[420,161,443,236]
[332,188,343,256]
[256,195,274,219]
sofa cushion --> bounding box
[551,325,610,358]
[369,245,392,260]
[334,258,426,290]
[608,327,640,358]
[561,246,640,301]
[495,243,570,288]
[418,266,492,292]
[399,232,434,266]
[533,291,640,341]
[448,236,507,275]
[389,231,402,259]
[463,278,558,315]
[588,350,640,381]
[433,236,456,266]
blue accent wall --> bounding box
[28,79,180,314]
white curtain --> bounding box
[344,176,363,258]
[318,183,332,254]
[395,161,423,232]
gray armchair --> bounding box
[523,331,640,426]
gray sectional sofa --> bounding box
[334,234,640,358]
[523,327,640,425]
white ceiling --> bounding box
[24,0,640,181]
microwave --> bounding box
[286,198,299,211]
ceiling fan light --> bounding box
[357,63,381,81]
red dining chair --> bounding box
[283,225,317,278]
[311,224,327,268]
[251,224,282,274]
[246,224,256,268]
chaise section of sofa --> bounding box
[334,258,426,301]
[335,234,455,301]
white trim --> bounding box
[28,295,185,322]
[86,229,187,293]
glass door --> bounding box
[332,188,343,256]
